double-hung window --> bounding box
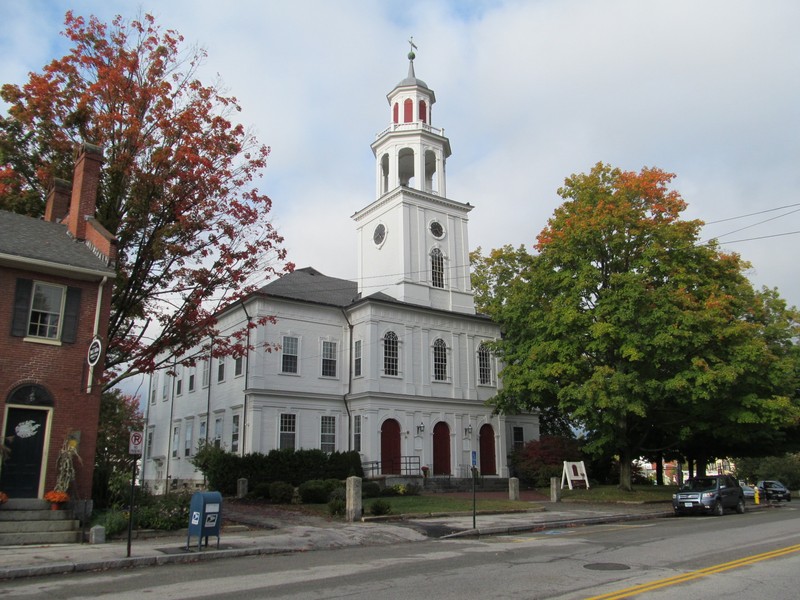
[431,248,445,289]
[478,343,493,385]
[11,279,81,343]
[280,414,296,450]
[320,416,335,453]
[354,340,362,377]
[282,336,299,374]
[322,341,337,377]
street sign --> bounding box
[471,450,477,466]
[129,431,144,455]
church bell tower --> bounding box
[353,42,476,314]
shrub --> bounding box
[328,488,346,516]
[98,509,129,536]
[299,480,331,504]
[269,481,295,504]
[369,499,392,516]
[510,435,582,487]
[250,482,271,500]
[135,491,191,530]
[361,481,381,498]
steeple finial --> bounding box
[407,37,417,78]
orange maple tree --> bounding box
[0,12,292,387]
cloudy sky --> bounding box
[3,0,799,314]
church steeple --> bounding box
[353,43,475,314]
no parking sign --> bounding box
[129,431,144,455]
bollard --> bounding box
[89,525,106,544]
[346,476,362,522]
[509,477,520,501]
[550,477,561,502]
[237,477,248,499]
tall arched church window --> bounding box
[431,248,444,288]
[419,100,427,123]
[393,102,399,124]
[404,98,413,123]
[383,331,399,376]
[478,343,493,385]
[433,338,448,381]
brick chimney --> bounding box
[65,143,104,241]
[44,178,72,223]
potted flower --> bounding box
[44,490,69,509]
[0,491,8,505]
[421,465,429,478]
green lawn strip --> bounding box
[553,484,676,503]
[364,495,538,516]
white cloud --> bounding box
[2,0,798,312]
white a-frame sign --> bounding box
[561,461,590,489]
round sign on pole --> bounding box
[87,338,103,367]
[129,431,144,455]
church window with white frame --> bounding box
[321,340,337,377]
[320,415,336,453]
[383,331,399,376]
[353,415,362,452]
[478,342,493,385]
[433,338,448,381]
[280,413,296,450]
[281,335,299,374]
[431,248,445,288]
[354,340,362,377]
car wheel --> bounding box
[736,498,745,514]
[713,501,724,516]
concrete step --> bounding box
[0,530,82,545]
[0,518,80,533]
[0,498,82,545]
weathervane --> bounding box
[408,36,417,60]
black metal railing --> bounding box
[362,455,422,477]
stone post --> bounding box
[509,477,520,501]
[89,525,106,544]
[550,477,561,502]
[237,478,248,499]
[346,476,362,523]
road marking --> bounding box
[585,543,800,600]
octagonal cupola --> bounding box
[371,41,451,199]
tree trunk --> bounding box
[618,449,633,492]
[655,454,664,486]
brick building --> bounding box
[0,144,116,502]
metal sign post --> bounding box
[127,431,143,558]
[471,451,477,530]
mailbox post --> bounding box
[186,491,222,551]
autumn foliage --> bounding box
[0,12,292,386]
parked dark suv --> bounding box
[673,475,745,516]
[755,480,792,502]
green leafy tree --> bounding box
[0,12,290,388]
[93,390,144,508]
[473,163,800,490]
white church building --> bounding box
[142,49,539,492]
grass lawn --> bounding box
[555,484,676,503]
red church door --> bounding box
[479,424,496,475]
[432,422,451,475]
[380,419,401,474]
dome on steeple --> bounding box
[395,53,429,90]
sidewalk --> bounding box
[0,499,766,581]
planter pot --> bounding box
[51,503,61,511]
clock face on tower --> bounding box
[429,220,444,239]
[373,223,386,246]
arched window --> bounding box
[419,100,427,123]
[404,98,413,123]
[393,102,399,124]
[478,343,492,385]
[433,338,447,381]
[431,248,444,288]
[383,331,399,376]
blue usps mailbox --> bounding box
[186,491,222,551]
